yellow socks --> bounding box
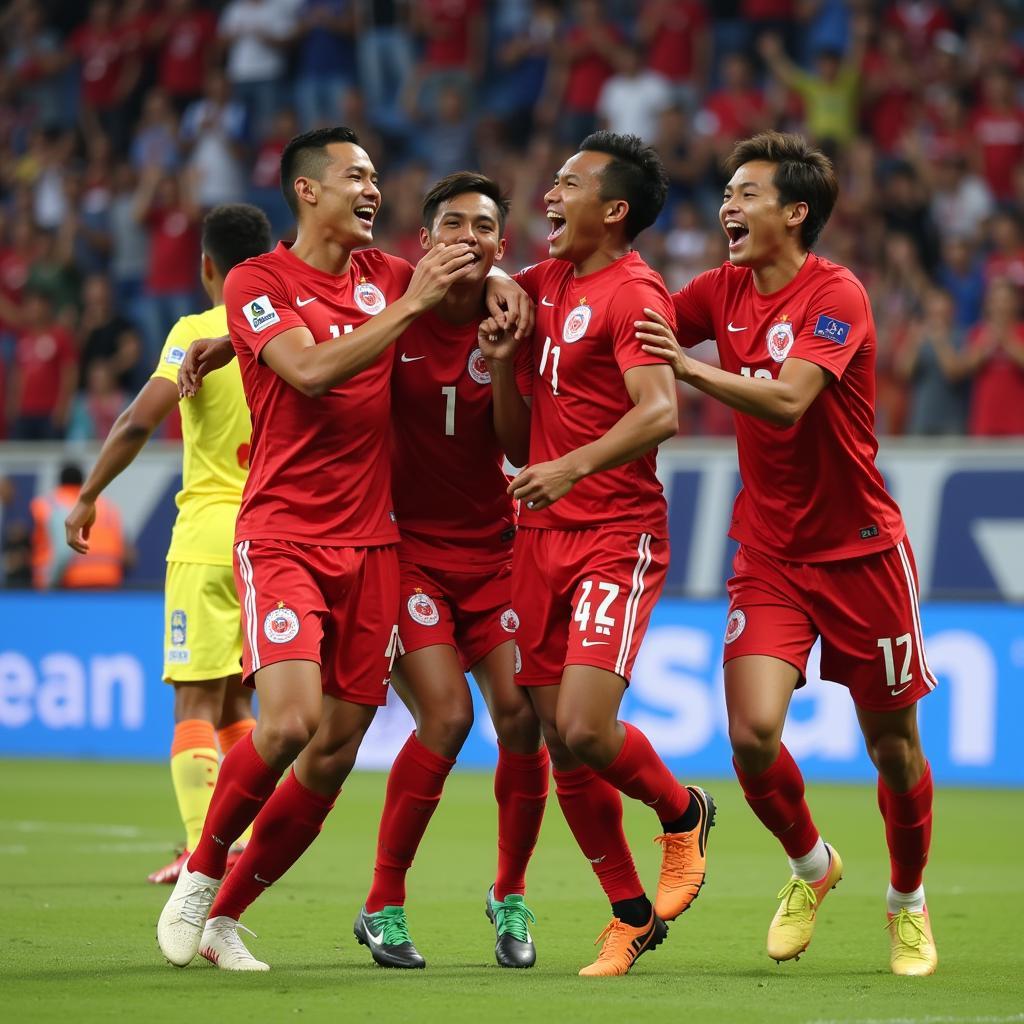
[170,719,219,852]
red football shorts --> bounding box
[397,559,516,672]
[513,527,668,685]
[233,539,399,706]
[724,539,938,712]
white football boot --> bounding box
[200,916,270,971]
[157,862,222,966]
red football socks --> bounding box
[211,769,337,921]
[188,731,280,878]
[596,722,691,823]
[553,764,644,902]
[878,762,933,893]
[493,744,550,901]
[365,732,455,912]
[734,744,820,858]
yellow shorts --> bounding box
[163,561,243,683]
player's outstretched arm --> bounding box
[636,307,829,427]
[479,316,531,466]
[260,243,477,398]
[508,363,677,511]
[65,377,179,553]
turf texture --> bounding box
[1,761,1020,1024]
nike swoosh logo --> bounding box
[296,296,317,306]
[364,924,384,945]
[727,322,747,332]
[401,354,425,362]
[580,638,610,647]
[254,873,271,885]
[541,297,555,306]
[890,683,913,697]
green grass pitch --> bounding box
[2,761,1021,1024]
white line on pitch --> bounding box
[1,820,141,837]
[807,1016,1024,1024]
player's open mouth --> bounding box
[725,220,749,249]
[355,205,376,225]
[546,212,566,242]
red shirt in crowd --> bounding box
[673,254,906,562]
[14,324,77,416]
[967,323,1024,436]
[69,22,123,109]
[159,8,217,99]
[145,207,200,294]
[513,252,675,537]
[421,0,482,70]
[225,242,411,546]
[563,24,624,114]
[969,103,1024,200]
[642,0,707,83]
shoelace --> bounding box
[372,907,413,946]
[494,898,536,942]
[887,909,928,950]
[592,918,635,961]
[214,920,259,956]
[653,832,699,885]
[178,882,218,927]
[775,878,819,916]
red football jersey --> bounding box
[673,253,905,562]
[515,252,675,536]
[225,242,412,546]
[390,309,532,570]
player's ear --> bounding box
[787,201,809,230]
[294,175,317,209]
[604,199,629,228]
[419,226,432,251]
[495,237,507,261]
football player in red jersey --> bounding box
[636,131,938,977]
[480,132,716,978]
[354,172,547,971]
[157,127,528,972]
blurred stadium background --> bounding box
[0,0,1021,787]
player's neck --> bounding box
[572,240,632,278]
[751,248,809,296]
[434,282,487,325]
[289,227,354,277]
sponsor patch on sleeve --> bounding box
[813,314,851,344]
[242,294,281,333]
[165,347,186,366]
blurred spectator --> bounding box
[3,2,67,129]
[695,52,770,159]
[60,171,113,276]
[353,0,415,138]
[77,273,144,392]
[928,153,994,245]
[8,288,77,440]
[983,212,1024,288]
[860,26,917,155]
[637,0,710,111]
[962,277,1024,436]
[879,162,941,277]
[938,237,986,330]
[108,162,149,327]
[969,67,1024,203]
[219,0,295,142]
[249,109,300,239]
[596,44,672,143]
[67,360,128,441]
[411,0,484,115]
[156,0,219,108]
[416,85,477,180]
[30,463,126,589]
[130,89,181,172]
[0,474,32,587]
[293,1,356,130]
[884,0,953,59]
[180,71,248,208]
[0,215,35,340]
[133,168,201,360]
[896,288,968,435]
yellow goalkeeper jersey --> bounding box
[150,305,250,567]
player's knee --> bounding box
[493,703,541,752]
[728,720,780,774]
[260,715,317,762]
[868,732,918,785]
[420,707,473,758]
[560,719,612,766]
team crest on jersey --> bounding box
[354,278,387,315]
[467,347,490,384]
[264,602,300,644]
[766,316,795,362]
[407,588,439,626]
[243,294,281,332]
[170,609,187,647]
[500,609,520,633]
[562,299,592,343]
[724,608,746,645]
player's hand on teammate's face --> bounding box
[178,335,234,397]
[636,307,691,381]
[507,458,577,511]
[484,276,534,342]
[64,499,96,554]
[478,315,520,362]
[407,242,476,311]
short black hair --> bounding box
[726,131,839,249]
[279,126,360,217]
[421,172,510,234]
[578,131,669,240]
[202,204,272,276]
[59,463,84,487]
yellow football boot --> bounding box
[887,907,938,976]
[766,844,843,962]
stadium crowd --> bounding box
[0,0,1023,440]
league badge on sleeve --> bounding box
[813,314,851,344]
[243,295,281,332]
[407,588,440,626]
[354,277,387,315]
[467,347,491,384]
[165,347,186,366]
[562,298,592,343]
[766,316,795,362]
